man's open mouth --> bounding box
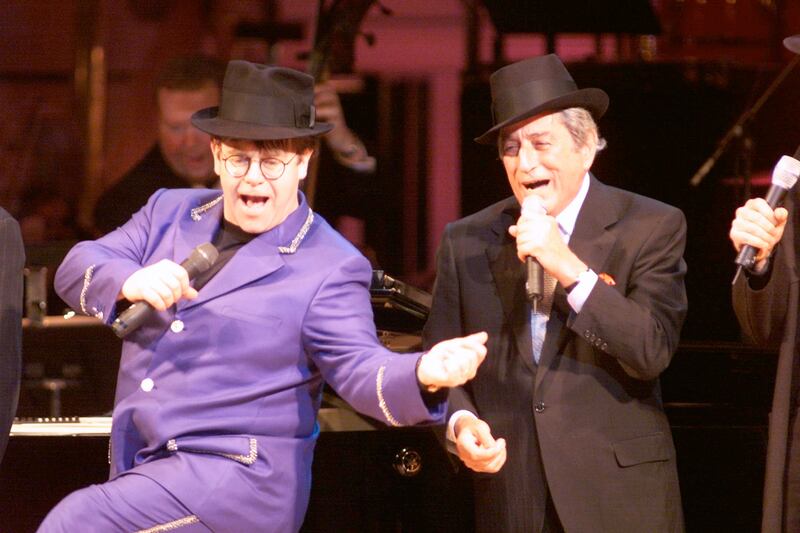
[241,194,268,207]
[524,179,549,191]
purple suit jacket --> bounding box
[55,188,443,532]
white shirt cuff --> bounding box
[566,269,599,314]
[447,410,478,442]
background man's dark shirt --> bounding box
[93,146,214,235]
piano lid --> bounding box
[370,270,431,333]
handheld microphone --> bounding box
[734,150,800,272]
[521,196,545,310]
[111,243,219,338]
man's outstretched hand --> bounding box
[417,332,488,391]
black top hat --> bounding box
[784,34,800,54]
[475,54,609,145]
[192,61,333,140]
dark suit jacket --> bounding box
[424,176,687,533]
[0,208,23,464]
[732,190,800,533]
[93,146,202,235]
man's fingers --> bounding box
[473,420,498,448]
[442,343,486,383]
[421,332,489,386]
[740,199,782,229]
[458,437,498,462]
[141,287,169,311]
[159,274,182,301]
[483,439,507,473]
[447,332,488,359]
[730,225,771,252]
[120,259,196,310]
[156,261,194,300]
[154,283,176,306]
[463,331,489,348]
[731,202,785,255]
[457,428,506,473]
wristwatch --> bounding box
[565,268,592,294]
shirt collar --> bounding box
[555,172,590,242]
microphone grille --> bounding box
[521,195,546,216]
[773,155,800,190]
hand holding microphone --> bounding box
[730,149,800,279]
[112,243,219,338]
[520,196,546,307]
[512,196,591,305]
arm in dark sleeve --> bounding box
[732,214,795,346]
[0,211,24,462]
[568,206,688,380]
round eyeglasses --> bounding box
[221,153,297,180]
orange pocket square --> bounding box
[598,272,616,286]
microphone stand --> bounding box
[689,54,800,188]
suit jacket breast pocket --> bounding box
[612,432,673,468]
[219,305,282,329]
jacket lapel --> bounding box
[535,176,621,375]
[184,236,286,308]
[564,176,619,279]
[174,193,313,311]
[487,199,537,375]
[173,193,225,271]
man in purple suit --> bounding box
[39,61,488,533]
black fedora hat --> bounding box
[784,34,800,54]
[192,60,333,140]
[475,54,609,145]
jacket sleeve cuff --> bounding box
[376,353,446,427]
[566,269,598,314]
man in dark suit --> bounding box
[423,54,687,532]
[0,207,23,465]
[731,165,800,533]
[729,33,800,533]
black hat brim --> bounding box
[474,87,609,145]
[191,106,333,140]
[784,34,800,54]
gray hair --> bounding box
[497,107,607,155]
[558,107,606,152]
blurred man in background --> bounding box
[93,55,224,234]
